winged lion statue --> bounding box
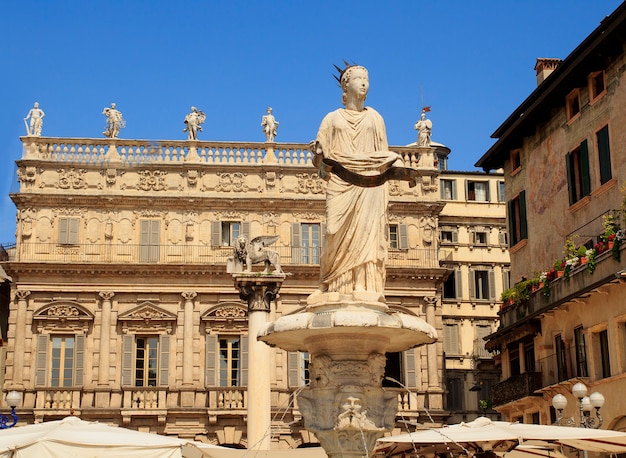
[226,235,283,274]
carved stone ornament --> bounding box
[214,306,246,318]
[138,170,167,191]
[202,304,248,332]
[296,173,324,194]
[215,172,248,192]
[298,353,398,457]
[57,168,88,189]
[33,301,94,330]
[17,166,38,185]
[118,302,177,325]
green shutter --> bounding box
[507,200,517,245]
[288,352,299,387]
[398,224,409,250]
[580,140,591,197]
[35,334,49,386]
[205,334,217,386]
[159,335,170,387]
[597,125,612,184]
[566,152,576,205]
[121,335,133,386]
[519,191,528,240]
[241,335,248,387]
[403,349,417,388]
[291,223,301,263]
[469,270,476,300]
[74,335,85,386]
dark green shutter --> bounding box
[519,191,528,240]
[597,125,612,184]
[580,140,591,197]
[566,152,576,205]
[507,200,517,246]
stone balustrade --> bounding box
[9,242,445,269]
[20,137,435,169]
[27,386,426,419]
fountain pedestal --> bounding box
[259,299,437,457]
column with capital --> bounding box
[424,295,443,409]
[181,292,197,386]
[12,290,31,387]
[233,274,284,451]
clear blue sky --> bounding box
[1,1,623,244]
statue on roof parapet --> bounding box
[24,102,45,137]
[261,107,279,142]
[102,103,125,138]
[414,106,432,147]
[184,106,206,140]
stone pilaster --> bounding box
[13,290,30,387]
[98,291,115,387]
[181,291,197,386]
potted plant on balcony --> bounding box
[585,248,597,274]
[500,288,516,309]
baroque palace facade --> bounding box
[0,132,508,446]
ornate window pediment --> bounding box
[34,301,93,333]
[118,301,176,334]
[201,302,248,333]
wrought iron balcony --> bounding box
[492,372,543,407]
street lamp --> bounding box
[552,382,605,428]
[0,391,22,429]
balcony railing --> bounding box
[21,137,434,169]
[498,244,624,330]
[492,372,543,407]
[6,242,446,269]
[27,386,423,419]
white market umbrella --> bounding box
[183,443,328,458]
[377,417,626,456]
[0,416,222,458]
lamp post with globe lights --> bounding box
[552,382,605,428]
[0,391,22,429]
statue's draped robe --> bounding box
[316,107,399,294]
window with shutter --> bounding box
[205,335,217,387]
[58,217,80,245]
[443,324,460,355]
[139,220,160,262]
[35,334,84,387]
[596,125,612,185]
[566,140,591,205]
[507,191,527,246]
[287,352,310,387]
[158,335,170,387]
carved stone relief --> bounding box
[138,170,167,191]
[296,173,324,194]
[57,168,88,189]
[17,166,38,188]
[215,172,248,192]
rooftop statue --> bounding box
[261,107,279,142]
[310,64,418,303]
[414,107,432,147]
[24,102,45,137]
[102,103,125,138]
[183,106,206,140]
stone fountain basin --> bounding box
[258,304,437,354]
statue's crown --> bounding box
[333,60,364,86]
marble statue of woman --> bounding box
[414,109,432,147]
[310,65,404,303]
[102,103,125,138]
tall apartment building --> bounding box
[438,170,507,423]
[477,3,626,429]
